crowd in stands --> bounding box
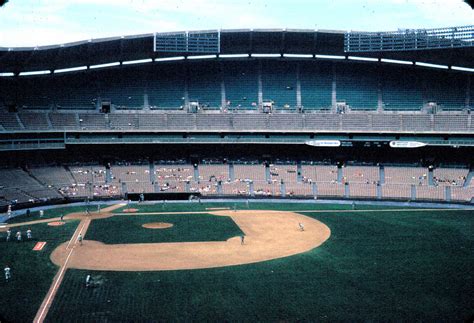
[0,162,472,208]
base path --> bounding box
[51,210,331,271]
[33,203,125,323]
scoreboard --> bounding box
[154,30,220,53]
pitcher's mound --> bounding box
[48,221,65,226]
[123,208,139,213]
[142,222,173,229]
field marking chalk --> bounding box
[34,217,91,323]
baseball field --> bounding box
[0,201,473,322]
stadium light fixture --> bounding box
[380,58,413,65]
[122,58,153,65]
[0,72,15,77]
[415,62,448,69]
[283,54,313,58]
[89,62,121,69]
[154,56,185,62]
[451,66,474,73]
[348,56,378,62]
[54,66,88,74]
[251,54,282,58]
[219,54,250,58]
[187,55,217,60]
[315,54,346,60]
[19,70,51,76]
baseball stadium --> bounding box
[0,20,473,322]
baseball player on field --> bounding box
[26,229,32,240]
[6,228,11,242]
[4,265,11,282]
[16,231,22,242]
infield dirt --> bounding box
[51,210,330,271]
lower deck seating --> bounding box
[0,164,472,204]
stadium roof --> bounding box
[0,29,472,73]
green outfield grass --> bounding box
[44,205,473,322]
[85,213,243,244]
[113,201,406,213]
[0,220,79,323]
[6,204,107,224]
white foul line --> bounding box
[35,219,89,323]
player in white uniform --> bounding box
[85,274,92,287]
[6,229,11,242]
[298,222,305,231]
[16,231,22,241]
[26,229,32,240]
[77,233,83,245]
[4,265,11,282]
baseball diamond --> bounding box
[0,201,473,322]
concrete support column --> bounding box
[445,186,451,202]
[258,61,263,109]
[377,73,383,112]
[229,163,235,181]
[296,63,302,109]
[411,185,416,200]
[265,163,271,183]
[121,182,128,195]
[185,181,190,192]
[221,78,226,109]
[194,164,199,182]
[297,162,302,183]
[331,63,337,112]
[466,75,470,108]
[144,92,149,109]
[149,162,155,183]
[184,65,189,111]
[379,165,385,185]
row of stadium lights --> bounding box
[1,53,473,77]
